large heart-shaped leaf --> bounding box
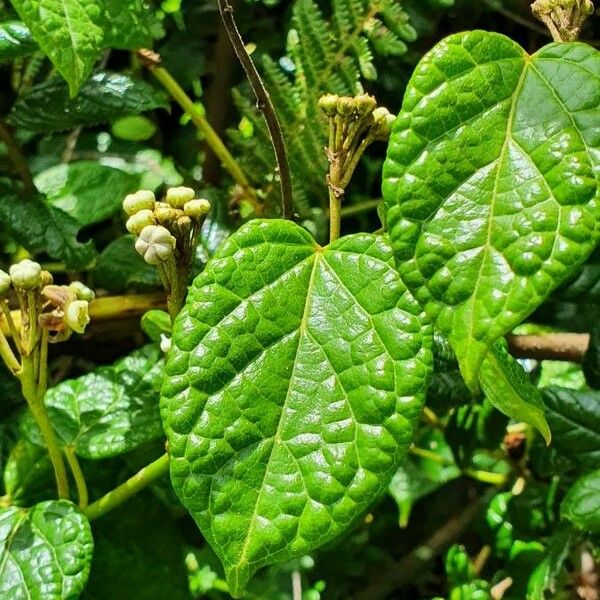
[383,32,600,389]
[0,500,93,599]
[161,220,432,596]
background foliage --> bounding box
[1,0,599,599]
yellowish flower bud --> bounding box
[123,190,156,215]
[166,186,195,208]
[9,259,42,290]
[183,198,211,219]
[64,300,90,334]
[126,209,155,235]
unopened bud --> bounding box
[69,281,95,302]
[166,186,195,208]
[160,334,172,353]
[355,94,377,116]
[184,198,211,219]
[126,209,155,235]
[337,97,355,116]
[123,190,156,215]
[135,225,176,265]
[372,106,395,138]
[40,271,53,287]
[0,270,11,295]
[65,300,90,334]
[154,206,181,225]
[318,94,339,116]
[9,259,42,290]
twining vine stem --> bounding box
[217,0,295,220]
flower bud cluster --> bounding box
[123,187,211,267]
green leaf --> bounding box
[22,345,164,459]
[561,468,600,532]
[35,161,139,227]
[99,0,154,49]
[3,439,54,507]
[93,235,161,293]
[141,310,171,344]
[0,21,37,61]
[8,72,168,133]
[0,179,96,269]
[10,0,105,95]
[383,32,600,390]
[583,322,600,389]
[542,387,600,470]
[161,220,432,597]
[479,342,550,442]
[0,500,93,599]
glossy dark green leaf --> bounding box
[161,219,432,596]
[3,439,53,507]
[0,21,37,61]
[0,500,93,599]
[383,32,600,389]
[22,345,164,459]
[8,72,168,133]
[10,0,104,95]
[93,235,161,293]
[35,161,139,227]
[543,387,600,470]
[479,342,550,442]
[0,180,96,269]
[561,468,600,532]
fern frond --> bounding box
[229,0,428,222]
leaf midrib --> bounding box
[234,249,322,571]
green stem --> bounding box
[65,447,88,508]
[20,356,70,499]
[329,187,342,243]
[217,0,295,220]
[148,64,262,214]
[0,329,20,374]
[84,453,170,521]
[1,301,21,355]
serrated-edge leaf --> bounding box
[10,0,105,95]
[479,341,551,443]
[0,500,93,599]
[161,220,432,596]
[383,32,600,389]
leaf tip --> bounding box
[225,563,251,599]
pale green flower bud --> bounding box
[166,186,195,208]
[126,209,155,235]
[336,96,355,116]
[9,259,42,290]
[123,190,156,215]
[355,93,377,116]
[0,270,11,296]
[372,106,395,138]
[69,281,95,302]
[40,271,53,287]
[183,198,211,219]
[135,225,176,265]
[318,94,338,116]
[65,300,90,334]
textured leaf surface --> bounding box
[161,220,432,596]
[8,72,168,133]
[100,0,154,49]
[10,0,104,95]
[383,32,600,388]
[35,161,139,227]
[479,342,550,443]
[0,21,37,61]
[0,180,96,269]
[0,500,93,599]
[543,387,600,469]
[22,345,164,459]
[561,468,600,532]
